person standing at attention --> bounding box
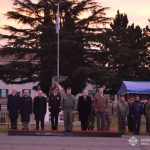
[20,90,32,130]
[132,95,143,135]
[117,95,129,134]
[94,88,108,131]
[145,98,150,133]
[61,87,76,132]
[33,90,47,130]
[49,86,61,130]
[7,88,20,130]
[78,89,92,131]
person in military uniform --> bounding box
[117,95,129,134]
[145,98,150,133]
[7,88,20,130]
[49,87,61,130]
[33,90,47,130]
[105,96,114,130]
[61,87,76,132]
[132,95,143,135]
[20,90,32,130]
[144,99,149,133]
[78,89,92,131]
[127,97,135,132]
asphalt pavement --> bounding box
[0,133,149,150]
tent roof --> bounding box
[118,81,150,95]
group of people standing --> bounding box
[7,87,76,131]
[7,89,47,130]
[7,87,150,135]
[117,95,150,135]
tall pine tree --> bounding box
[0,0,110,94]
[89,11,150,93]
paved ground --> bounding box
[0,133,150,150]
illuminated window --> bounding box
[0,89,9,98]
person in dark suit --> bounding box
[33,90,47,130]
[143,99,149,133]
[7,88,20,129]
[20,90,32,130]
[132,95,143,135]
[78,89,92,131]
[49,87,61,130]
[127,97,135,132]
[145,98,150,133]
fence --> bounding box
[0,103,148,132]
[0,104,64,125]
[0,104,9,124]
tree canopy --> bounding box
[0,0,110,94]
[89,11,150,93]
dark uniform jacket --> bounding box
[7,94,20,119]
[20,96,32,122]
[78,96,92,121]
[33,96,47,120]
[128,102,133,116]
[49,93,61,113]
[132,101,143,116]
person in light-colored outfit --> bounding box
[61,87,76,132]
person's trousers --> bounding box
[51,111,59,130]
[96,112,105,131]
[22,121,29,129]
[145,116,150,133]
[105,113,111,130]
[36,117,45,130]
[81,117,89,131]
[10,118,17,129]
[127,115,133,132]
[118,114,126,133]
[88,112,95,130]
[64,108,73,131]
[147,116,150,133]
[133,115,141,134]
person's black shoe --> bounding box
[65,130,72,132]
[134,132,140,135]
[54,127,57,130]
[12,127,17,130]
[65,130,69,132]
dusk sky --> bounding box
[0,0,149,30]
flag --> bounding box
[55,4,60,34]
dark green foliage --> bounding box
[0,0,109,95]
[90,11,150,93]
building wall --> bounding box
[0,80,38,104]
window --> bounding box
[0,89,9,98]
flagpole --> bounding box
[57,2,60,82]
